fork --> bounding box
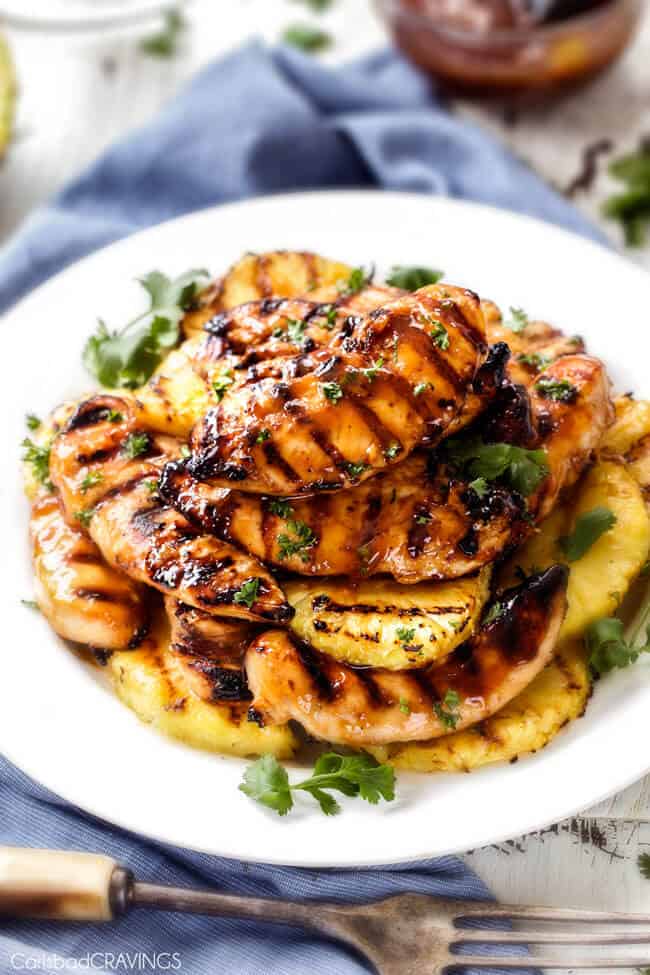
[2,846,650,973]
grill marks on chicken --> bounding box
[245,566,569,746]
[165,597,254,704]
[48,395,292,624]
[160,353,612,583]
[30,494,148,650]
[186,285,488,495]
[161,454,526,583]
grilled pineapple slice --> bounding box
[501,459,650,641]
[109,615,297,759]
[601,396,650,455]
[285,570,491,669]
[134,336,214,438]
[369,640,590,772]
[182,251,353,336]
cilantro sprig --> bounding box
[386,266,443,290]
[503,307,529,333]
[283,24,333,53]
[140,9,186,58]
[433,690,462,730]
[21,438,53,491]
[277,519,317,562]
[586,617,650,676]
[83,268,210,389]
[239,752,395,817]
[233,578,261,610]
[446,437,549,497]
[558,506,617,562]
[603,145,650,247]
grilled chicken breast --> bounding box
[161,354,612,582]
[246,565,568,746]
[48,395,292,624]
[165,596,255,704]
[30,494,148,650]
[186,284,488,495]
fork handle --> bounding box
[0,846,133,921]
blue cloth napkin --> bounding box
[0,39,595,973]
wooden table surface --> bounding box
[3,1,650,963]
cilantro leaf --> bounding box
[140,9,186,58]
[122,432,150,459]
[517,352,553,371]
[213,370,235,401]
[80,471,104,494]
[446,437,549,497]
[413,381,432,396]
[26,413,41,431]
[239,754,293,816]
[429,320,449,350]
[321,381,343,404]
[21,438,53,491]
[504,307,529,332]
[585,617,650,676]
[558,506,617,562]
[82,268,210,389]
[268,499,294,519]
[639,853,650,880]
[396,625,416,645]
[483,601,505,626]
[602,145,650,247]
[386,266,443,290]
[277,520,317,562]
[240,752,395,817]
[283,24,333,52]
[337,266,373,297]
[233,578,261,610]
[468,477,489,499]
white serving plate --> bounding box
[2,190,649,867]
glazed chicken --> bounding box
[186,284,489,495]
[30,494,148,650]
[165,596,255,703]
[161,353,612,582]
[48,395,292,624]
[245,566,568,746]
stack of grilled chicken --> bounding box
[28,253,615,754]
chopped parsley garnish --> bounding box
[517,352,553,371]
[484,602,505,626]
[433,690,462,730]
[26,413,41,431]
[21,599,39,610]
[413,381,432,396]
[398,698,411,716]
[321,381,343,404]
[558,506,617,562]
[144,478,160,494]
[468,477,489,499]
[268,498,294,519]
[586,616,650,676]
[535,377,578,403]
[396,625,416,645]
[429,320,449,350]
[122,432,150,459]
[74,508,94,528]
[319,305,338,330]
[384,443,401,460]
[80,471,104,494]
[277,520,317,563]
[446,437,549,497]
[233,578,261,610]
[415,512,432,525]
[287,319,307,344]
[21,438,53,491]
[83,268,209,388]
[256,429,271,444]
[104,409,124,423]
[345,461,369,479]
[213,370,235,401]
[337,265,373,297]
[283,24,333,53]
[240,751,395,817]
[504,306,529,333]
[361,357,384,381]
[386,266,444,290]
[140,8,186,58]
[602,146,650,247]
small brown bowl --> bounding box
[376,0,644,96]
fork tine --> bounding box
[455,901,650,923]
[445,956,650,970]
[455,929,650,945]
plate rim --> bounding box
[3,188,650,866]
